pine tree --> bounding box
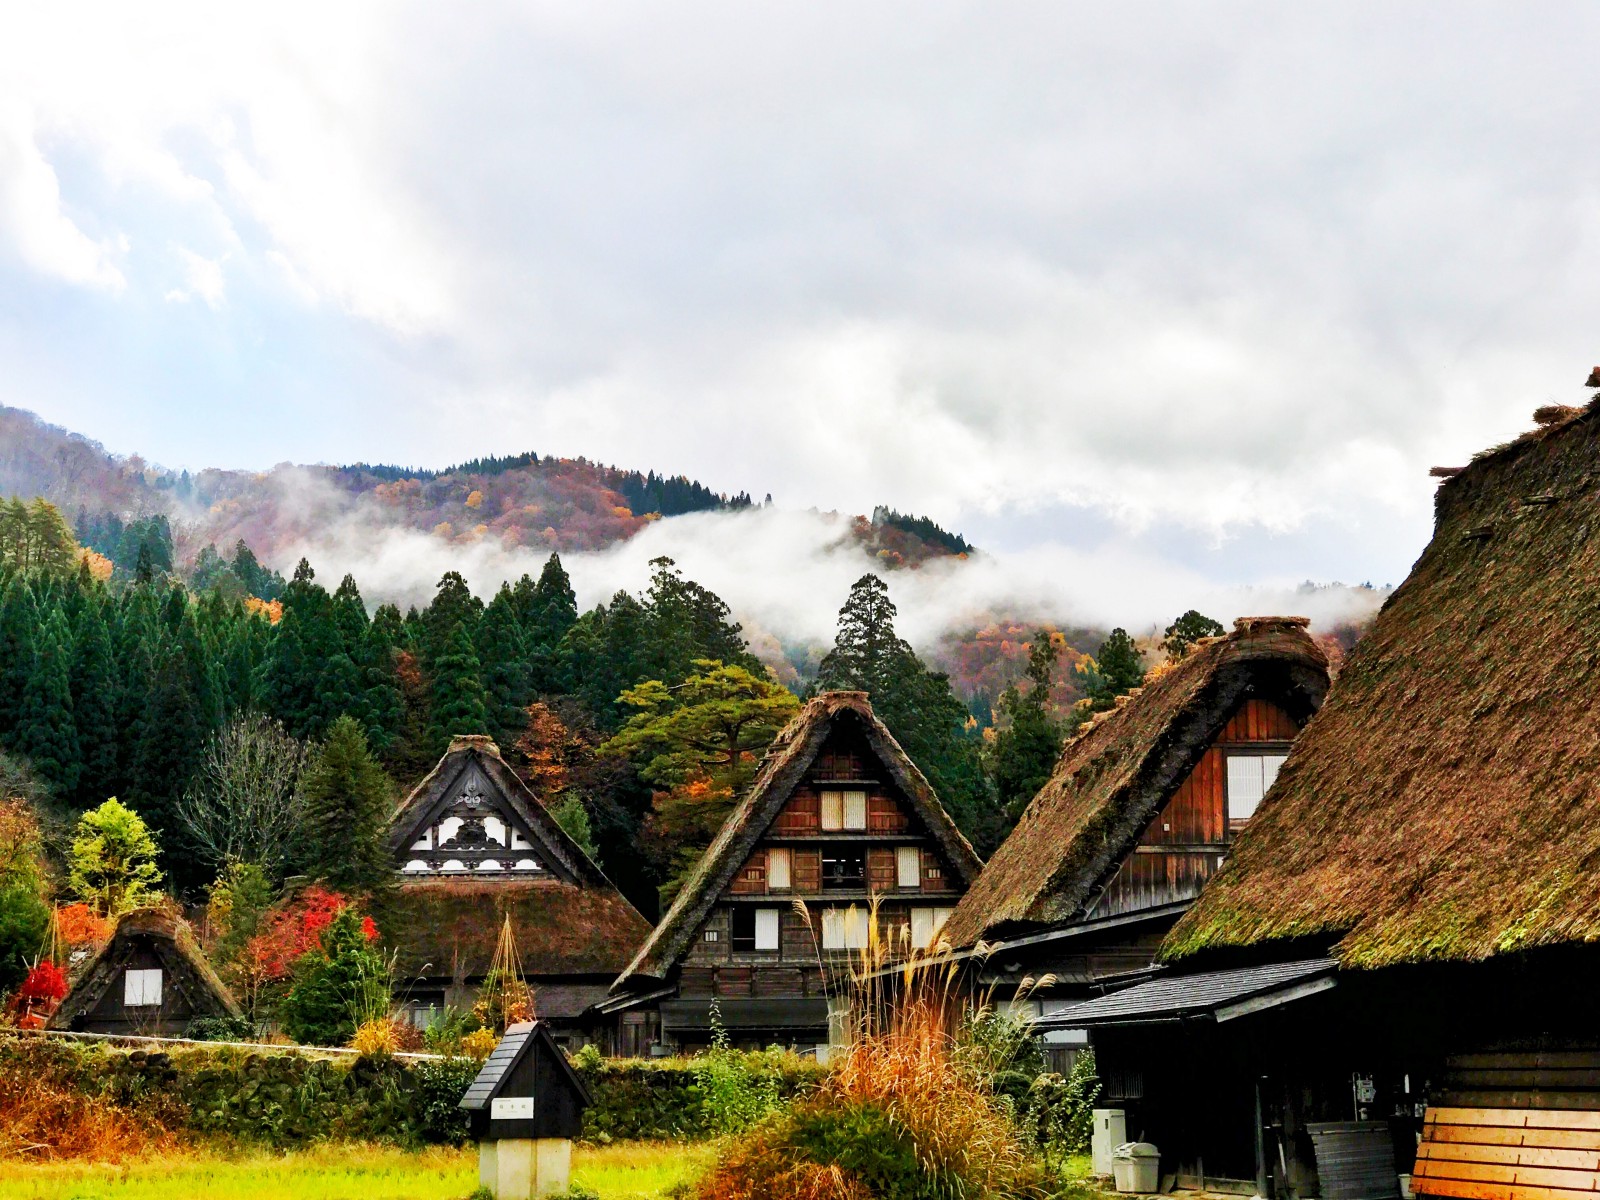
[1091,628,1146,700]
[428,620,489,751]
[1162,610,1225,661]
[298,716,392,896]
[16,610,80,797]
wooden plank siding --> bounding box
[1218,697,1302,743]
[673,721,973,1033]
[1089,699,1300,919]
[1416,1107,1600,1200]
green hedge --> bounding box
[0,1034,827,1149]
[575,1050,827,1142]
[0,1034,476,1148]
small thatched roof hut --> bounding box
[50,907,240,1036]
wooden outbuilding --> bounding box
[461,1019,593,1197]
[1067,388,1600,1200]
[382,735,651,1048]
[940,616,1329,1066]
[605,691,983,1054]
[50,907,241,1037]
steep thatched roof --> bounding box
[384,735,650,979]
[50,907,241,1028]
[613,691,984,989]
[943,618,1330,949]
[379,878,651,981]
[388,735,615,888]
[1167,397,1600,968]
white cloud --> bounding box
[165,247,226,308]
[0,102,124,290]
[4,2,1600,597]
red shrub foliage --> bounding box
[240,886,352,983]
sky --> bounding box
[3,2,1599,615]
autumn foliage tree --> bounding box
[603,660,798,903]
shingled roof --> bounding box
[1166,396,1600,968]
[612,690,984,990]
[942,618,1330,949]
[50,907,241,1029]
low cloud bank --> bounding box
[275,496,1386,665]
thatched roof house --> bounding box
[615,691,983,989]
[608,691,982,1052]
[1053,390,1600,1200]
[382,735,650,1036]
[51,907,241,1037]
[944,616,1330,950]
[1167,397,1600,968]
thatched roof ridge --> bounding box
[50,907,241,1028]
[1167,396,1600,967]
[942,618,1330,949]
[612,690,984,989]
[388,734,617,890]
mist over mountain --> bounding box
[0,401,1387,703]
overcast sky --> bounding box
[3,3,1598,601]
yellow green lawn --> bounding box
[0,1141,714,1200]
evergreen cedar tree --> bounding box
[989,631,1064,820]
[299,716,392,897]
[816,573,1001,852]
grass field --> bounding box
[0,1141,715,1200]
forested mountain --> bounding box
[0,405,962,573]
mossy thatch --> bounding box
[1166,397,1600,968]
[612,691,984,990]
[942,618,1329,948]
[51,906,242,1029]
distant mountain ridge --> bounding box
[0,404,970,572]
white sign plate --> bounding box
[491,1096,534,1119]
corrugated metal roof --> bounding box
[460,1022,534,1110]
[1037,958,1336,1027]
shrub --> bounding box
[280,906,390,1046]
[695,899,1050,1200]
[575,1051,825,1143]
[693,1005,784,1135]
[351,1017,401,1058]
[184,1014,257,1043]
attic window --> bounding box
[125,968,162,1008]
[1226,752,1288,822]
[820,790,867,831]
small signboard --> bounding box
[491,1096,534,1120]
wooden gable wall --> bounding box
[1087,699,1302,920]
[681,724,963,984]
